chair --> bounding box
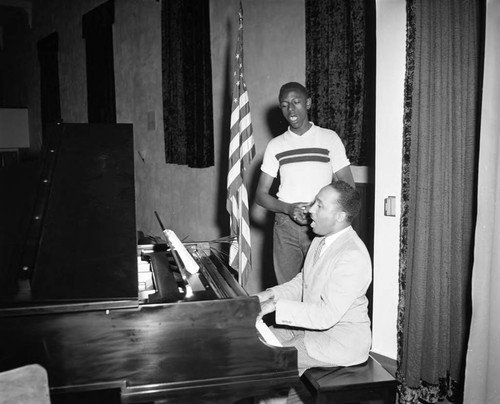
[0,364,51,404]
[301,355,397,404]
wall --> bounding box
[26,1,401,353]
[372,0,405,359]
[0,108,29,148]
[463,1,500,400]
[28,0,305,293]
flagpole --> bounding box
[239,188,244,284]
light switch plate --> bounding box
[384,196,396,216]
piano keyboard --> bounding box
[256,318,282,347]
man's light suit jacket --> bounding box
[270,227,372,366]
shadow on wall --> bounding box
[247,105,288,289]
[265,104,289,139]
[214,15,235,240]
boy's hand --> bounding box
[289,202,311,225]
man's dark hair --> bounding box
[278,82,308,101]
[330,181,361,222]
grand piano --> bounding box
[0,124,298,403]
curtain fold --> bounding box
[82,0,116,124]
[397,0,481,402]
[161,0,214,168]
[37,32,61,145]
[305,0,375,166]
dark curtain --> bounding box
[305,0,375,166]
[397,0,481,402]
[161,0,214,168]
[37,32,61,146]
[82,0,116,124]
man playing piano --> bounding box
[256,180,372,382]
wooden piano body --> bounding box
[0,124,297,403]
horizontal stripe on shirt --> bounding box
[280,155,330,166]
[276,147,329,160]
[276,147,330,167]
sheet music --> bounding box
[255,319,282,347]
[163,229,200,274]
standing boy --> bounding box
[256,82,355,284]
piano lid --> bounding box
[0,123,138,307]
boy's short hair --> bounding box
[279,82,308,101]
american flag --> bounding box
[226,3,255,287]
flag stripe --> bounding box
[226,3,255,287]
[230,93,250,126]
[228,137,254,171]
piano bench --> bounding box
[301,356,397,404]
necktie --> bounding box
[313,237,326,265]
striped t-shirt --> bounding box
[261,123,350,203]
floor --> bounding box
[370,353,456,404]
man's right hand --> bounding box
[255,289,274,303]
[258,298,276,318]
